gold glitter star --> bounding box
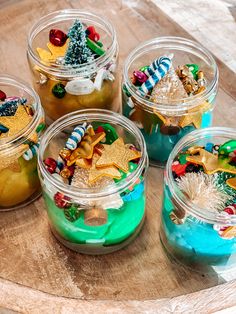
[179,101,211,129]
[67,132,105,166]
[186,148,236,175]
[36,39,69,63]
[226,177,236,190]
[96,138,141,173]
[0,105,32,138]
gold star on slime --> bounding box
[179,101,211,129]
[186,148,236,175]
[96,138,141,173]
[36,39,69,63]
[0,105,32,138]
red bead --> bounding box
[172,161,189,177]
[49,29,67,47]
[95,126,105,133]
[0,90,6,101]
[224,206,236,215]
[54,192,71,209]
[44,157,57,174]
[86,26,100,42]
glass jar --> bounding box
[27,10,119,123]
[122,37,218,167]
[38,109,148,254]
[160,127,236,273]
[0,75,45,210]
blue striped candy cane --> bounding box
[65,122,88,150]
[23,143,39,161]
[139,55,173,95]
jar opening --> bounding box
[27,10,118,78]
[166,127,236,225]
[0,75,43,150]
[38,109,148,200]
[124,37,218,114]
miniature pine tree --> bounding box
[64,19,94,65]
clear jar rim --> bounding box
[123,36,218,113]
[27,9,118,78]
[0,74,43,151]
[38,109,148,200]
[166,127,236,225]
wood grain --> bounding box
[0,0,236,312]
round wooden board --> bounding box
[1,0,236,312]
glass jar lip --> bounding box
[0,74,43,150]
[38,108,148,200]
[123,36,218,113]
[166,127,236,225]
[27,9,118,78]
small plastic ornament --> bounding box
[219,140,236,156]
[49,29,68,47]
[86,26,100,42]
[132,70,148,85]
[52,83,66,98]
[64,205,80,222]
[44,157,57,174]
[54,192,71,209]
[86,37,105,56]
[0,90,6,101]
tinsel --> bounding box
[64,19,94,65]
[177,172,232,213]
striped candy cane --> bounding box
[139,55,173,95]
[55,156,64,173]
[65,122,88,150]
[23,143,39,161]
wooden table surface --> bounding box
[0,0,236,313]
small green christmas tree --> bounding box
[64,19,94,65]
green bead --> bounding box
[64,205,80,222]
[36,123,46,133]
[139,66,148,72]
[100,123,118,144]
[86,38,105,56]
[52,83,66,99]
[219,140,236,156]
[186,64,199,80]
[179,154,188,165]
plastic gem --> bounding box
[64,206,80,222]
[0,90,6,101]
[44,157,57,174]
[49,29,68,47]
[54,192,71,209]
[52,83,66,98]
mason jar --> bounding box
[160,127,236,273]
[0,75,45,210]
[27,10,119,122]
[122,37,218,167]
[38,109,148,254]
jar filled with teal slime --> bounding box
[160,127,236,273]
[122,37,218,167]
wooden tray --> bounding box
[1,0,236,312]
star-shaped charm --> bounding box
[36,39,69,63]
[67,132,105,166]
[96,138,141,173]
[186,148,236,175]
[179,101,211,129]
[0,105,32,138]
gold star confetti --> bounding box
[0,105,32,138]
[96,138,141,173]
[226,177,236,190]
[67,132,105,166]
[36,39,69,63]
[186,148,236,175]
[179,101,211,129]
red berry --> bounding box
[54,192,71,209]
[224,206,235,215]
[44,157,57,174]
[95,126,105,133]
[86,26,100,42]
[0,90,6,101]
[49,29,67,47]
